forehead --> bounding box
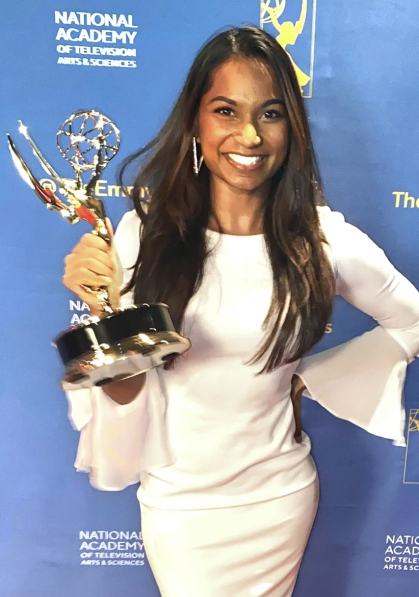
[202,57,281,103]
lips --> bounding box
[224,153,267,171]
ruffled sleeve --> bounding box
[65,210,174,490]
[295,206,419,446]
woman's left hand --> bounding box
[291,374,306,443]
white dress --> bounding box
[66,206,419,597]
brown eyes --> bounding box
[213,107,284,119]
[214,107,235,116]
[264,110,283,119]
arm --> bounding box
[65,211,173,489]
[326,209,419,357]
[295,207,419,444]
[100,214,146,405]
[291,374,305,443]
[102,374,146,405]
[63,212,146,405]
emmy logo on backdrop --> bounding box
[260,0,316,97]
[7,110,190,390]
[404,409,419,484]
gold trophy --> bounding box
[7,110,190,390]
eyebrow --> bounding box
[209,96,285,107]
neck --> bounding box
[208,176,269,236]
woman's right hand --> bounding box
[63,219,123,318]
[63,220,144,405]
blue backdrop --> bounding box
[2,1,419,595]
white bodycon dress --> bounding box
[66,206,419,597]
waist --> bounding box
[137,434,317,510]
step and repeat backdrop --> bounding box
[2,1,419,596]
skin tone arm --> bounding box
[63,221,145,405]
[291,374,305,442]
[100,373,146,405]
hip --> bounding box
[140,477,320,597]
[138,435,317,510]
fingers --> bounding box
[63,232,118,302]
[70,285,105,309]
[74,232,110,253]
[62,222,123,311]
[63,267,112,290]
[68,234,115,273]
[65,252,114,277]
[63,254,114,292]
[70,285,113,315]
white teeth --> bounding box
[227,153,264,166]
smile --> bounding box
[224,153,267,170]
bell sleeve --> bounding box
[64,210,173,490]
[295,207,419,446]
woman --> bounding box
[63,26,419,597]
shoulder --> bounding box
[115,209,141,234]
[316,205,390,286]
[114,209,141,269]
[317,205,381,257]
[316,205,345,231]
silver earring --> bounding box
[192,136,204,176]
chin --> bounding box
[233,182,264,192]
[209,163,273,193]
[226,176,270,192]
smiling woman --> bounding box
[62,24,419,597]
[117,25,335,375]
[197,60,288,206]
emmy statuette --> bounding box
[7,110,190,390]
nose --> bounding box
[237,123,262,147]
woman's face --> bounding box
[197,57,289,193]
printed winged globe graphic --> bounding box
[405,409,419,484]
[261,0,311,93]
[409,409,419,433]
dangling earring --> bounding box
[192,136,204,176]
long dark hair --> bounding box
[118,25,335,373]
